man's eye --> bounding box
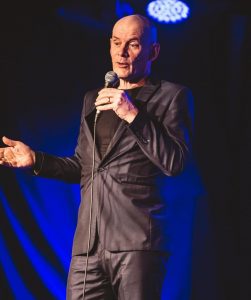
[130,43,139,48]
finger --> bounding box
[7,158,17,167]
[2,136,18,147]
[4,150,15,161]
[98,88,116,95]
[98,89,119,99]
[96,103,114,111]
[0,159,15,168]
[97,90,125,103]
[95,97,112,106]
[0,157,9,166]
[0,152,18,167]
[96,92,112,101]
[0,147,7,159]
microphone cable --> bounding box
[81,71,118,299]
[82,110,100,300]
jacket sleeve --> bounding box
[32,150,81,183]
[127,87,194,176]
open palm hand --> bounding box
[0,136,35,168]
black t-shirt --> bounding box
[95,87,142,158]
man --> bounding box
[0,14,193,300]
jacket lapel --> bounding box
[83,89,102,162]
[135,77,161,106]
[100,78,161,163]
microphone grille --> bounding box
[104,71,119,88]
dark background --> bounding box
[0,0,248,299]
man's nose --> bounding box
[118,44,129,57]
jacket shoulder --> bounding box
[159,80,191,96]
[80,87,101,117]
[83,88,100,103]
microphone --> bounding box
[96,71,119,116]
[104,71,119,88]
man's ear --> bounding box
[149,43,160,62]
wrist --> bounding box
[33,151,44,175]
[31,150,36,165]
[124,107,139,124]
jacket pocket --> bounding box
[117,174,156,187]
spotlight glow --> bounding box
[147,0,189,23]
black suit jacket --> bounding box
[36,78,194,255]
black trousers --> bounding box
[66,241,169,300]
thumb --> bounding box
[2,136,18,147]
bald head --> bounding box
[110,14,160,86]
[112,14,157,44]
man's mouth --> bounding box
[117,62,129,68]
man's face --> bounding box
[110,18,152,82]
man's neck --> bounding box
[118,77,146,90]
